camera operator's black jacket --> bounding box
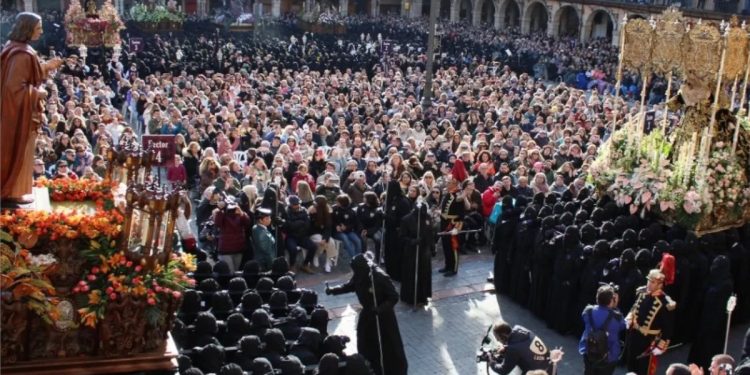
[491,325,550,375]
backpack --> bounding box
[584,307,614,363]
[488,202,502,225]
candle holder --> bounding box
[119,179,181,271]
[105,138,155,185]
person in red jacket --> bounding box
[291,163,315,193]
[481,183,502,217]
[167,155,187,186]
[213,197,251,272]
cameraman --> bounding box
[486,321,551,374]
[578,284,627,375]
[213,196,251,272]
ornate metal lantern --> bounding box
[120,180,181,270]
[104,139,153,185]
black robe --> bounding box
[688,255,734,370]
[528,221,556,318]
[545,228,583,334]
[492,207,518,294]
[383,181,411,282]
[329,257,408,375]
[399,205,435,306]
[509,216,536,305]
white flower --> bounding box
[29,253,57,268]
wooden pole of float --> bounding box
[612,15,627,134]
[698,25,729,192]
[733,30,750,155]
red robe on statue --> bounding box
[0,41,49,201]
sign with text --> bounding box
[142,135,176,167]
[129,38,144,53]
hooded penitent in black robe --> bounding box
[493,195,518,294]
[528,216,556,318]
[327,255,408,375]
[399,203,436,306]
[383,180,411,282]
[509,207,536,305]
[688,255,734,370]
[545,226,583,334]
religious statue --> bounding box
[86,0,98,17]
[667,69,750,176]
[0,12,63,207]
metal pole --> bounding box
[369,264,385,375]
[413,202,421,308]
[421,0,438,111]
[724,294,737,354]
[380,181,387,265]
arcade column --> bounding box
[196,0,206,17]
[340,0,348,16]
[410,0,422,17]
[271,0,280,16]
[23,0,35,12]
[494,5,501,29]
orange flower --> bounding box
[88,290,102,305]
[79,309,98,328]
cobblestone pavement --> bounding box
[297,251,750,375]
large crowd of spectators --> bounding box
[6,7,750,374]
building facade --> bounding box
[7,0,745,46]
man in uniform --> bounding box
[252,208,276,271]
[625,256,676,375]
[439,178,466,277]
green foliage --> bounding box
[129,3,184,23]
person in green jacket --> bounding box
[252,208,276,271]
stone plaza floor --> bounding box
[297,251,750,375]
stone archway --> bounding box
[503,0,520,29]
[459,0,471,22]
[555,5,580,38]
[440,0,451,19]
[524,1,548,34]
[478,0,494,25]
[629,13,646,19]
[585,9,614,41]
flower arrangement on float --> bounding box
[64,0,124,47]
[0,230,59,325]
[129,3,185,24]
[35,177,117,206]
[74,242,195,329]
[0,141,191,365]
[0,209,123,242]
[589,117,750,234]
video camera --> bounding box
[476,346,503,363]
[476,325,503,363]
